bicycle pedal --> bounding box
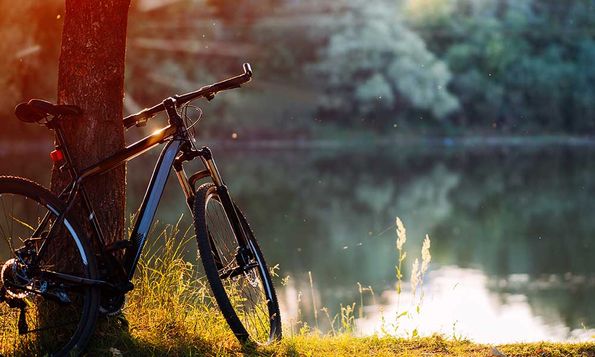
[105,240,133,252]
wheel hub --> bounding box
[99,293,126,316]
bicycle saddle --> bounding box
[15,99,82,123]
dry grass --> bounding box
[2,219,594,356]
[87,219,594,356]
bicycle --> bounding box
[0,63,281,356]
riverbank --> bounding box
[85,225,594,357]
[92,331,595,356]
[1,223,593,356]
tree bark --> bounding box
[51,0,131,246]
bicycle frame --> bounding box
[40,98,248,291]
[0,63,280,353]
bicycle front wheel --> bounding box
[193,183,281,344]
[0,176,99,356]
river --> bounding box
[1,141,594,343]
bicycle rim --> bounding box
[195,184,281,344]
[0,178,98,356]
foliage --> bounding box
[406,0,595,133]
[206,0,279,24]
[1,0,594,139]
[310,0,459,130]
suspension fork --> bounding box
[174,146,250,249]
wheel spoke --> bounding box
[0,195,15,255]
[195,184,280,344]
[0,181,97,356]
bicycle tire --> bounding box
[0,176,99,357]
[193,183,281,344]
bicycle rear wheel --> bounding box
[193,183,281,344]
[0,176,99,356]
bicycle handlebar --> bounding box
[123,63,253,129]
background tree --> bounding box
[2,0,594,139]
[406,0,595,133]
[51,0,131,245]
[311,0,459,131]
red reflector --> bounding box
[50,149,64,162]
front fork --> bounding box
[174,146,251,250]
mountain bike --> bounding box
[0,63,281,356]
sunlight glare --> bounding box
[405,0,454,21]
[356,266,595,343]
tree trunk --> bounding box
[51,0,131,247]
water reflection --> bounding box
[1,142,594,342]
[357,266,595,343]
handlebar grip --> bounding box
[210,63,253,91]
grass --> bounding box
[85,220,594,356]
[2,219,594,356]
[267,336,595,357]
[88,221,237,356]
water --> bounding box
[1,141,594,343]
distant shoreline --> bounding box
[211,135,595,149]
[3,135,595,154]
